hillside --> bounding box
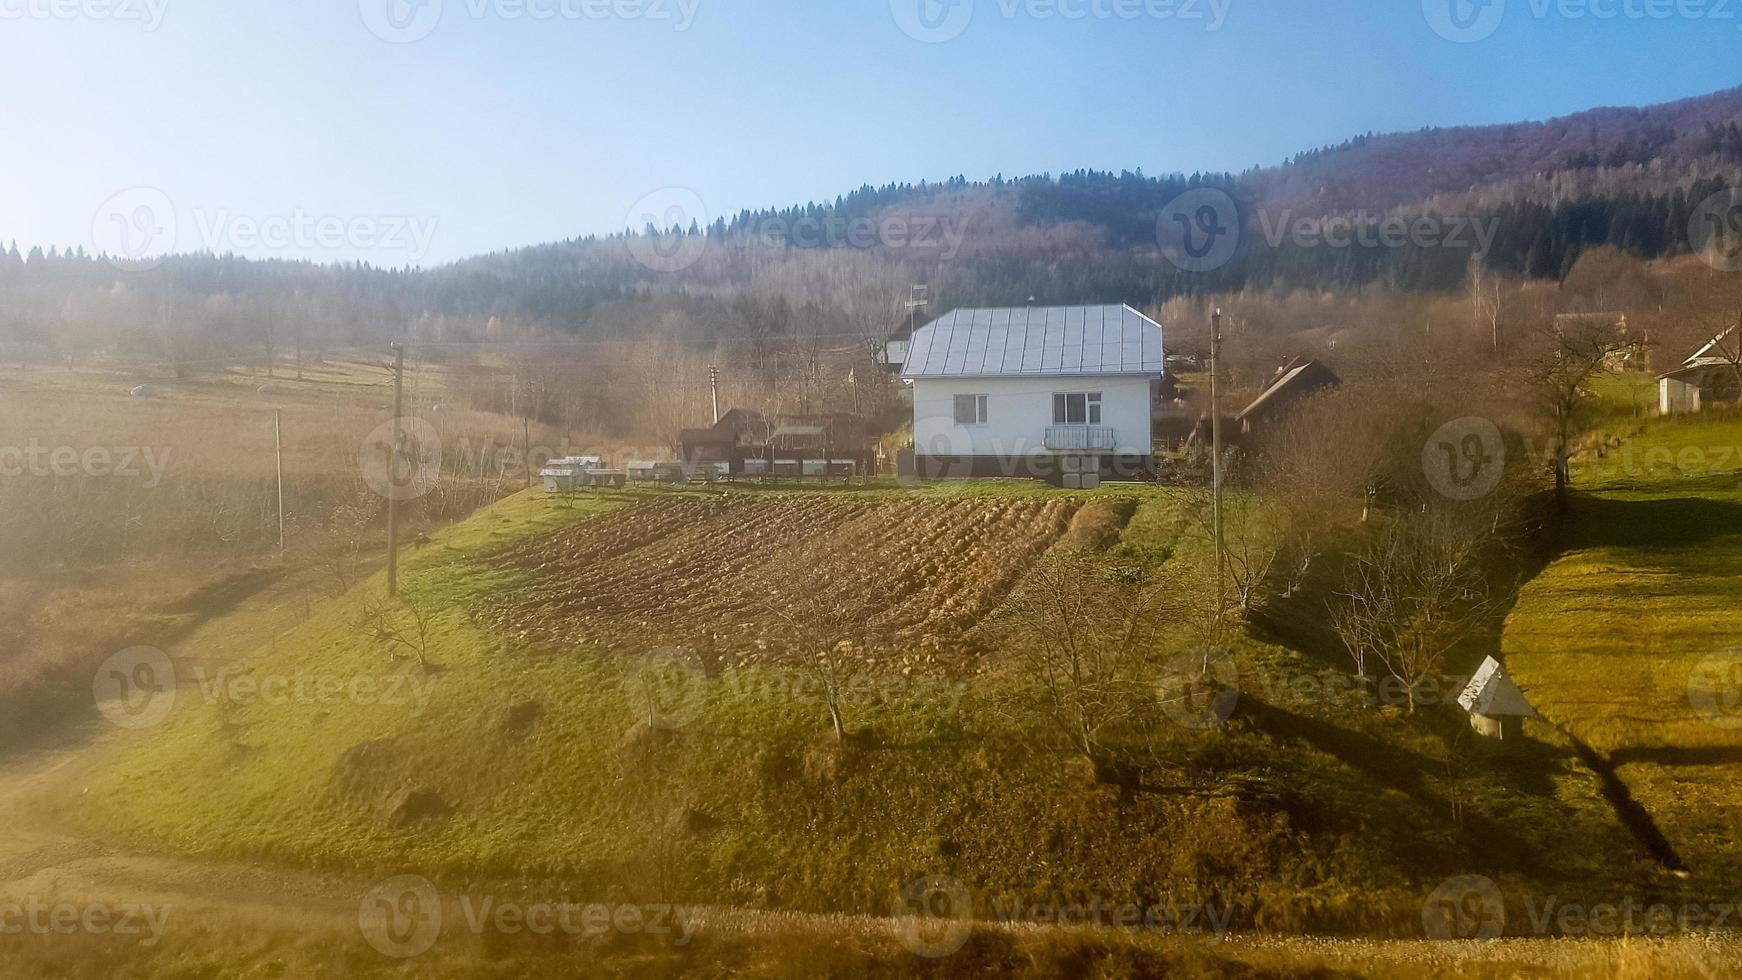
[43,479,1674,944]
[1245,86,1742,215]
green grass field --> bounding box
[1505,385,1742,887]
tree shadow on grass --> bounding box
[1235,696,1550,876]
[1563,494,1742,551]
[1563,733,1689,873]
[162,565,283,623]
[1607,745,1742,767]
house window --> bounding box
[954,394,989,426]
[1052,392,1103,425]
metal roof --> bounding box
[1237,359,1341,422]
[1660,357,1733,381]
[900,305,1164,379]
[1687,325,1736,365]
[1457,657,1537,718]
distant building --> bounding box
[678,409,876,477]
[1660,326,1740,415]
[1457,657,1538,742]
[1236,357,1342,436]
[1165,351,1205,373]
[881,286,934,376]
[901,304,1164,480]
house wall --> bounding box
[1661,376,1702,415]
[912,375,1154,460]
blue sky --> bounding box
[0,0,1736,266]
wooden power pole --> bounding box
[386,343,404,598]
[709,364,721,424]
[274,408,285,555]
[1209,308,1226,618]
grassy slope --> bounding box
[1504,378,1742,889]
[65,481,1637,936]
[0,358,570,747]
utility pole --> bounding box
[709,364,721,424]
[386,343,404,598]
[1209,308,1226,618]
[274,409,285,555]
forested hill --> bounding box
[1247,84,1742,213]
[579,84,1742,253]
[440,84,1742,298]
[3,86,1742,357]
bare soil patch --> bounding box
[483,495,1080,664]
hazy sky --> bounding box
[1,0,1736,266]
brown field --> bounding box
[0,358,598,746]
[483,495,1082,664]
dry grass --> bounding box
[4,903,1741,979]
[0,357,606,747]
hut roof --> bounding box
[1457,657,1537,718]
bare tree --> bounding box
[359,591,438,666]
[1329,504,1504,710]
[983,553,1168,772]
[1470,261,1508,356]
[1256,387,1399,593]
[757,551,883,741]
[828,254,907,364]
[1164,477,1285,617]
[1524,318,1637,511]
[625,330,716,451]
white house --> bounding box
[901,304,1164,480]
[1660,325,1739,415]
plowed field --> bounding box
[482,495,1080,662]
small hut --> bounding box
[1457,657,1537,742]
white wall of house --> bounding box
[1661,376,1702,415]
[912,375,1153,458]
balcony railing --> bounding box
[1044,426,1116,451]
